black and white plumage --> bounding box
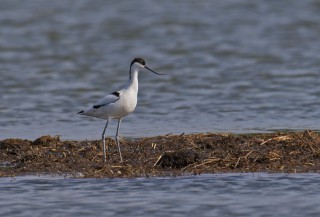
[78,57,163,162]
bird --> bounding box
[77,57,164,162]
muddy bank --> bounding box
[1,131,320,178]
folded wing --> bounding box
[77,91,120,114]
[93,92,120,108]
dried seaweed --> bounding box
[1,130,320,178]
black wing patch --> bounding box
[111,91,120,97]
[93,105,102,109]
[93,92,120,109]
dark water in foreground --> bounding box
[1,173,319,217]
[1,0,320,140]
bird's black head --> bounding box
[130,57,146,67]
[128,57,164,80]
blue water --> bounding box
[1,0,320,140]
[1,173,320,217]
[1,2,320,216]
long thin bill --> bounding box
[145,66,165,75]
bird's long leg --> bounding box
[115,119,123,162]
[102,120,109,162]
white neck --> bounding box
[128,68,139,93]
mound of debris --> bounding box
[1,131,320,178]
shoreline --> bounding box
[1,130,320,178]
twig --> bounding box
[295,133,316,154]
[193,158,220,168]
[154,154,163,167]
[244,150,254,159]
[106,165,114,175]
[234,157,241,168]
[259,136,291,146]
[181,163,196,171]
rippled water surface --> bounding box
[1,173,320,217]
[1,0,320,139]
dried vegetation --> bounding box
[1,130,320,178]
